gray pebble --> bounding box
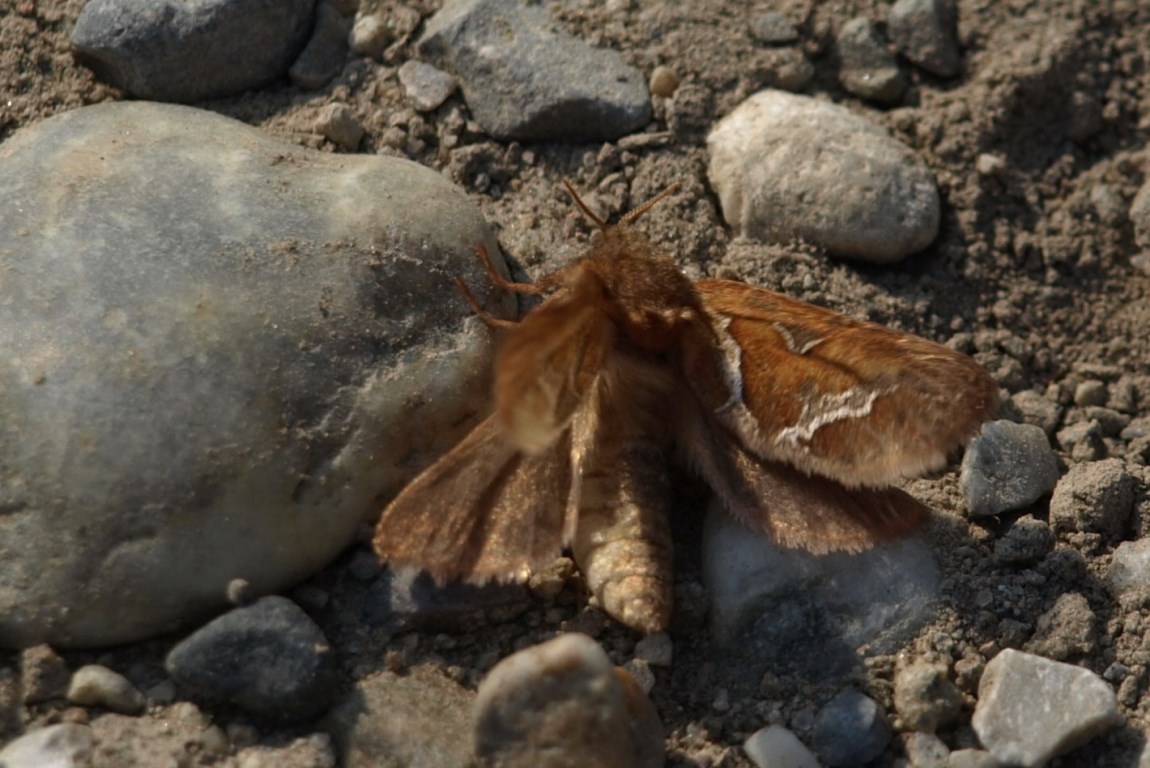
[1056,420,1107,461]
[960,421,1060,517]
[893,662,962,732]
[744,725,819,768]
[1081,406,1130,438]
[888,0,962,77]
[314,102,364,148]
[1106,539,1150,597]
[1049,458,1136,542]
[751,12,800,44]
[812,690,891,767]
[972,649,1121,766]
[0,101,509,649]
[290,1,351,90]
[0,724,93,768]
[1024,592,1098,661]
[474,633,664,768]
[836,17,906,104]
[702,502,939,679]
[71,0,314,102]
[417,0,650,141]
[166,596,338,723]
[993,516,1053,566]
[67,665,146,715]
[398,60,458,111]
[707,89,939,263]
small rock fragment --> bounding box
[961,421,1060,517]
[888,0,962,77]
[21,645,70,703]
[972,649,1121,766]
[290,2,351,90]
[993,516,1054,566]
[418,0,651,141]
[893,662,961,732]
[0,724,94,768]
[1108,539,1150,598]
[165,596,339,723]
[1074,379,1109,407]
[751,12,800,44]
[904,732,949,768]
[744,725,819,768]
[474,633,663,768]
[1010,390,1063,436]
[1048,458,1136,542]
[1056,419,1107,461]
[1024,592,1098,661]
[66,665,146,715]
[398,60,458,111]
[315,103,364,149]
[947,748,998,768]
[811,690,891,767]
[836,17,906,104]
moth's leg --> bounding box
[454,276,519,329]
[476,244,547,294]
[572,441,673,635]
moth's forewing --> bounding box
[689,279,997,489]
[373,415,576,584]
[495,269,612,455]
[675,394,927,553]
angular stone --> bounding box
[811,690,891,767]
[744,725,819,768]
[707,89,939,263]
[165,596,339,723]
[888,0,962,77]
[1049,459,1136,542]
[71,0,314,102]
[418,0,650,141]
[961,421,1060,517]
[973,649,1121,766]
[0,102,511,649]
[836,17,906,104]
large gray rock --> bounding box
[701,502,939,680]
[417,0,651,141]
[707,90,939,263]
[0,102,513,648]
[71,0,316,103]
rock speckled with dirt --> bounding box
[3,0,1150,766]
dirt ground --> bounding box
[4,0,1150,765]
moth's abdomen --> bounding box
[572,441,673,635]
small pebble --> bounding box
[750,11,800,44]
[812,690,891,767]
[1024,592,1098,661]
[744,725,819,768]
[226,578,254,606]
[1048,458,1136,542]
[315,103,364,149]
[1074,379,1109,407]
[474,633,664,768]
[397,60,457,111]
[888,0,962,77]
[66,665,146,715]
[993,516,1054,565]
[649,65,680,97]
[960,421,1060,517]
[0,724,94,768]
[893,662,961,732]
[21,644,70,703]
[836,17,906,104]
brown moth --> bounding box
[373,183,997,634]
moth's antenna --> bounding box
[562,180,607,228]
[622,183,681,224]
[563,180,683,228]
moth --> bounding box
[373,183,997,634]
